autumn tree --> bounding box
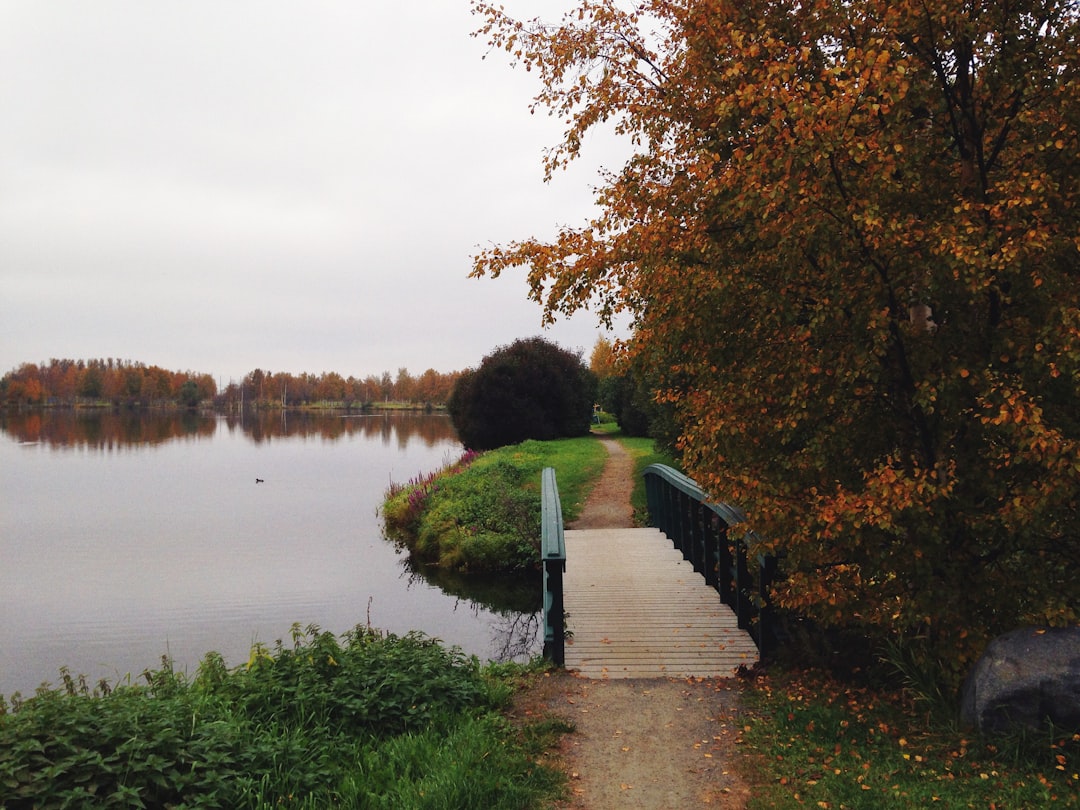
[1,359,217,407]
[3,364,45,405]
[394,368,417,403]
[589,336,618,379]
[315,371,347,403]
[472,0,1080,679]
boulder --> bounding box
[960,626,1080,735]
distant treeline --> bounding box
[1,358,462,409]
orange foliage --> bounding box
[471,0,1080,676]
[1,359,216,407]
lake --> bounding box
[0,410,541,699]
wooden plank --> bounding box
[562,528,759,679]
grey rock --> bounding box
[960,626,1080,735]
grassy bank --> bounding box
[0,625,567,809]
[382,436,607,572]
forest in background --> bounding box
[0,358,462,409]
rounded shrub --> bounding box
[447,337,596,451]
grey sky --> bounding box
[0,1,626,384]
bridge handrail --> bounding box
[643,463,777,654]
[540,466,566,665]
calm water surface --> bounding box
[0,410,540,698]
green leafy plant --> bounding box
[0,624,567,809]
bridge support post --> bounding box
[541,467,566,666]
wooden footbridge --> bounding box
[542,466,776,679]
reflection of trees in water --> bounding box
[0,410,215,450]
[402,560,542,614]
[400,560,543,663]
[224,410,458,447]
[488,611,542,663]
[1,410,459,451]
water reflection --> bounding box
[401,562,543,661]
[0,409,458,451]
[401,561,544,660]
[1,409,215,449]
[0,410,542,696]
[405,562,542,615]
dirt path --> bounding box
[517,434,751,808]
[567,433,635,530]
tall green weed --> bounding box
[0,624,565,809]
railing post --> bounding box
[541,467,566,666]
[690,501,706,575]
[716,515,734,604]
[642,463,777,658]
[645,471,662,530]
[757,551,779,655]
[702,511,720,590]
[733,535,751,632]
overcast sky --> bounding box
[0,1,628,384]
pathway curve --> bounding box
[514,433,751,808]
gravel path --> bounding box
[519,434,751,808]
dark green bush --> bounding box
[598,371,652,437]
[447,337,596,451]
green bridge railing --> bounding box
[540,467,566,666]
[643,463,777,654]
[540,463,777,665]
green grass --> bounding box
[381,425,679,568]
[553,434,612,516]
[382,437,606,572]
[610,431,679,525]
[0,625,567,809]
[740,669,1080,809]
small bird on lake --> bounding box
[255,478,264,483]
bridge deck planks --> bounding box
[562,527,759,679]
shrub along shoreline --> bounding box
[0,624,569,809]
[381,437,608,572]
